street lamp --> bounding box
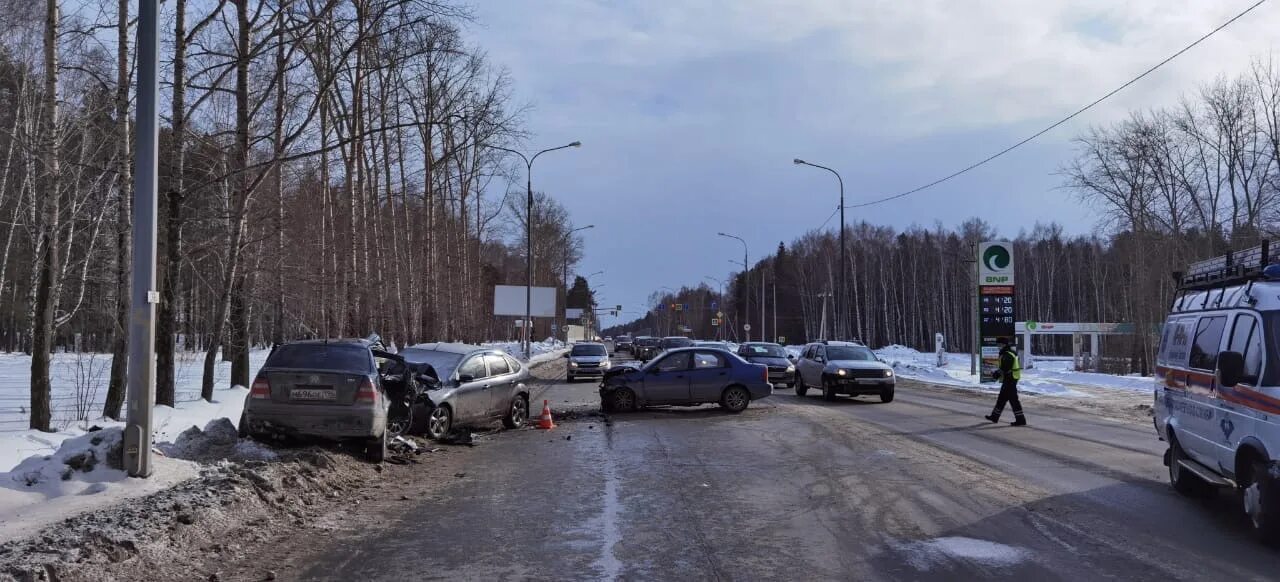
[718,232,750,341]
[560,225,594,340]
[491,140,582,357]
[794,158,845,340]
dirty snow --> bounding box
[897,536,1031,571]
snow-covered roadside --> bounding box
[874,345,1155,398]
[482,337,568,366]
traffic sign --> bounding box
[711,319,721,326]
[777,336,785,343]
[716,311,724,318]
[710,301,718,309]
[682,303,690,311]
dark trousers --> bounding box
[991,378,1024,420]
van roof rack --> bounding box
[1176,241,1275,291]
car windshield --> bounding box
[744,344,788,357]
[637,338,659,346]
[661,337,693,348]
[399,348,466,378]
[572,344,608,356]
[266,344,372,372]
[826,346,876,361]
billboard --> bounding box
[978,241,1015,382]
[493,285,557,318]
[565,308,584,319]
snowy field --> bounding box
[480,338,568,366]
[873,345,1155,398]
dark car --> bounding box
[737,342,796,388]
[633,336,661,362]
[615,335,634,353]
[600,347,772,413]
[241,338,400,462]
[658,336,695,353]
[794,341,895,402]
[566,342,612,382]
[400,343,533,440]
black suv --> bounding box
[615,335,634,353]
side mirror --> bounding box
[1217,351,1245,387]
[458,374,475,383]
[788,355,797,361]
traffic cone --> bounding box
[537,400,556,430]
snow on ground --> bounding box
[482,338,568,365]
[896,537,1030,571]
[874,345,1155,398]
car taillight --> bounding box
[355,378,378,403]
[761,366,769,382]
[250,376,270,399]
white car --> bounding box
[565,342,611,382]
[1155,245,1280,542]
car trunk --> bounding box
[264,368,365,405]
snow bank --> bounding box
[897,536,1030,571]
[482,338,567,365]
[0,427,199,544]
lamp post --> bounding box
[794,158,845,340]
[491,141,582,357]
[561,225,594,340]
[718,232,749,341]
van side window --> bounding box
[1229,314,1263,383]
[1158,317,1194,367]
[1188,316,1227,371]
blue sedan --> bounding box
[599,347,773,413]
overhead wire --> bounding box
[844,0,1269,210]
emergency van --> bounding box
[1155,242,1280,542]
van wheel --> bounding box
[1242,459,1280,544]
[1168,435,1213,498]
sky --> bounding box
[466,0,1280,331]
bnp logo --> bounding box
[980,242,1013,284]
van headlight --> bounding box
[836,369,848,377]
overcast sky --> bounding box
[467,0,1280,331]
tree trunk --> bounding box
[30,0,61,432]
[103,0,131,420]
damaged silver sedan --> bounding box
[400,343,533,440]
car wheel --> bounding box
[1168,434,1213,498]
[365,431,387,464]
[426,405,453,440]
[720,386,750,413]
[386,406,412,438]
[880,387,895,403]
[1242,459,1280,544]
[566,374,574,383]
[503,394,529,429]
[822,380,838,401]
[237,410,249,439]
[796,378,809,397]
[610,388,637,412]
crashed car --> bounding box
[400,343,532,440]
[240,337,412,462]
[600,347,772,413]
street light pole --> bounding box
[718,232,749,341]
[491,141,581,357]
[561,225,594,341]
[794,159,845,340]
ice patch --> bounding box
[897,536,1030,571]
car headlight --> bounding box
[883,369,893,377]
[570,361,579,368]
[787,365,795,372]
[602,361,611,369]
[836,369,847,377]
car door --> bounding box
[1216,312,1263,471]
[687,351,731,402]
[1182,314,1228,463]
[453,354,492,422]
[802,345,825,387]
[643,351,693,403]
[483,353,516,417]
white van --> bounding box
[1155,243,1280,542]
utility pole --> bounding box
[772,281,777,343]
[124,0,159,478]
[969,242,978,376]
[719,233,749,341]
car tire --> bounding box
[823,380,838,401]
[880,388,895,403]
[503,394,529,429]
[720,386,750,414]
[1168,434,1213,498]
[610,388,637,412]
[387,405,412,438]
[366,431,387,463]
[796,379,809,397]
[425,405,453,441]
[1242,459,1280,544]
[237,411,249,439]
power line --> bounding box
[817,205,840,231]
[848,0,1269,210]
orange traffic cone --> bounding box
[537,399,556,430]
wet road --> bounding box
[239,356,1280,581]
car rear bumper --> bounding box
[749,383,774,399]
[247,402,386,438]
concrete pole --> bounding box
[970,243,978,377]
[124,0,159,478]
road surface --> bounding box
[206,357,1279,581]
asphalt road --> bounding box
[224,354,1280,581]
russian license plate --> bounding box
[856,378,882,384]
[290,387,336,400]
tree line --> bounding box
[607,59,1280,375]
[2,0,589,431]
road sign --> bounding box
[716,311,724,318]
[711,319,720,326]
[615,304,622,312]
[672,303,682,311]
[710,300,718,309]
[777,336,785,343]
[682,303,690,311]
[657,303,666,311]
[743,324,752,331]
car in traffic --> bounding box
[565,342,612,382]
[615,335,634,353]
[599,347,772,413]
[399,343,533,440]
[240,338,398,462]
[658,336,695,353]
[737,342,796,388]
[633,336,661,361]
[794,341,894,402]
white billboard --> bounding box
[494,285,557,317]
[978,241,1015,286]
[565,308,584,319]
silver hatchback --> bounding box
[401,343,533,440]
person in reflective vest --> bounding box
[985,337,1027,426]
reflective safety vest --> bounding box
[1007,352,1022,381]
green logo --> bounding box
[983,245,1011,272]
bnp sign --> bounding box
[977,241,1016,382]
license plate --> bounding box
[856,378,883,384]
[290,387,336,400]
